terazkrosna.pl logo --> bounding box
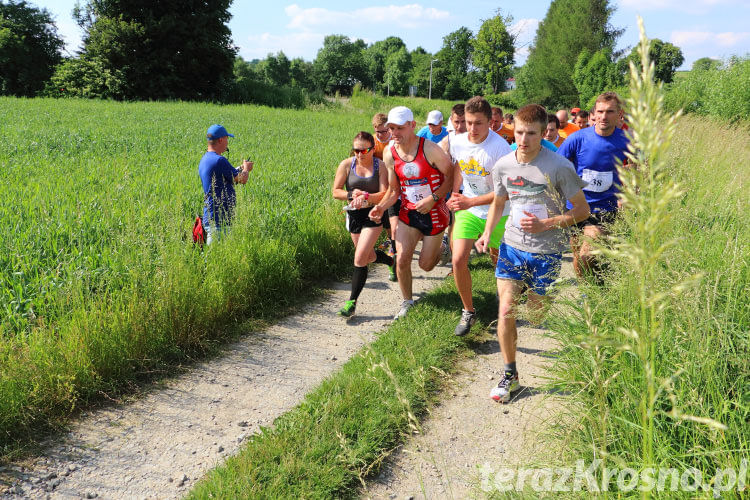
[479,459,748,494]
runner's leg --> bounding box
[395,224,422,301]
[497,279,523,364]
[418,231,445,272]
[577,224,605,279]
[353,226,381,267]
[451,238,476,311]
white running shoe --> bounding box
[490,371,520,403]
[394,300,414,320]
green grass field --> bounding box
[0,94,461,452]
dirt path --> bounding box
[362,259,575,499]
[0,255,452,500]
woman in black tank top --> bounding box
[331,131,396,317]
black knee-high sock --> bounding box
[350,265,368,301]
[374,250,394,267]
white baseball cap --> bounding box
[387,106,414,126]
[426,110,443,125]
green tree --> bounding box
[626,38,684,83]
[472,10,516,93]
[383,46,409,96]
[407,47,432,97]
[573,48,622,107]
[68,0,236,100]
[518,0,623,107]
[364,36,406,93]
[691,57,721,72]
[263,51,291,87]
[0,0,63,96]
[313,34,367,95]
[436,26,475,99]
[289,57,315,91]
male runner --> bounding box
[543,113,565,148]
[557,92,630,279]
[477,104,590,402]
[417,110,449,143]
[447,96,512,336]
[555,109,580,138]
[369,106,454,319]
[372,113,392,160]
[372,112,398,256]
[574,110,590,129]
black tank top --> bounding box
[345,157,380,194]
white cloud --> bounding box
[239,32,325,60]
[671,30,749,47]
[284,3,449,31]
[715,31,750,46]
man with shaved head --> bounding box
[556,109,580,139]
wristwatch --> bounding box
[431,192,439,203]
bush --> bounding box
[664,56,750,120]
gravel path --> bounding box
[362,259,575,499]
[0,255,452,500]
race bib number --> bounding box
[581,169,613,193]
[465,178,490,197]
[511,204,549,228]
[405,184,432,204]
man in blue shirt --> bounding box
[557,92,630,279]
[198,124,253,244]
[416,110,449,143]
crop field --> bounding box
[0,97,398,447]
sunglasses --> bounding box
[353,147,373,154]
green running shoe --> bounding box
[339,299,356,317]
[389,263,398,282]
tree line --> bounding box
[1,0,693,109]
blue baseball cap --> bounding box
[206,124,234,140]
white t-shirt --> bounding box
[449,131,513,219]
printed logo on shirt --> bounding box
[402,162,420,178]
[459,157,489,177]
[506,175,546,195]
[403,177,429,186]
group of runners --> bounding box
[330,92,629,403]
[198,91,630,403]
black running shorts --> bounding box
[346,207,382,234]
[575,209,619,229]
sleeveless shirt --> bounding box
[345,157,381,194]
[391,137,444,211]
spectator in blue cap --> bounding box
[198,124,253,244]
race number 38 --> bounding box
[581,169,613,193]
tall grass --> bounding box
[548,19,748,496]
[0,97,378,452]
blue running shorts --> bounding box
[495,242,562,296]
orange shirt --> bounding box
[558,122,580,139]
[497,124,515,144]
[550,134,565,148]
[373,135,391,160]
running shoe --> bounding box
[490,371,520,403]
[439,242,452,265]
[454,309,476,336]
[388,263,398,282]
[394,300,413,320]
[338,299,356,317]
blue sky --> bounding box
[38,0,750,70]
